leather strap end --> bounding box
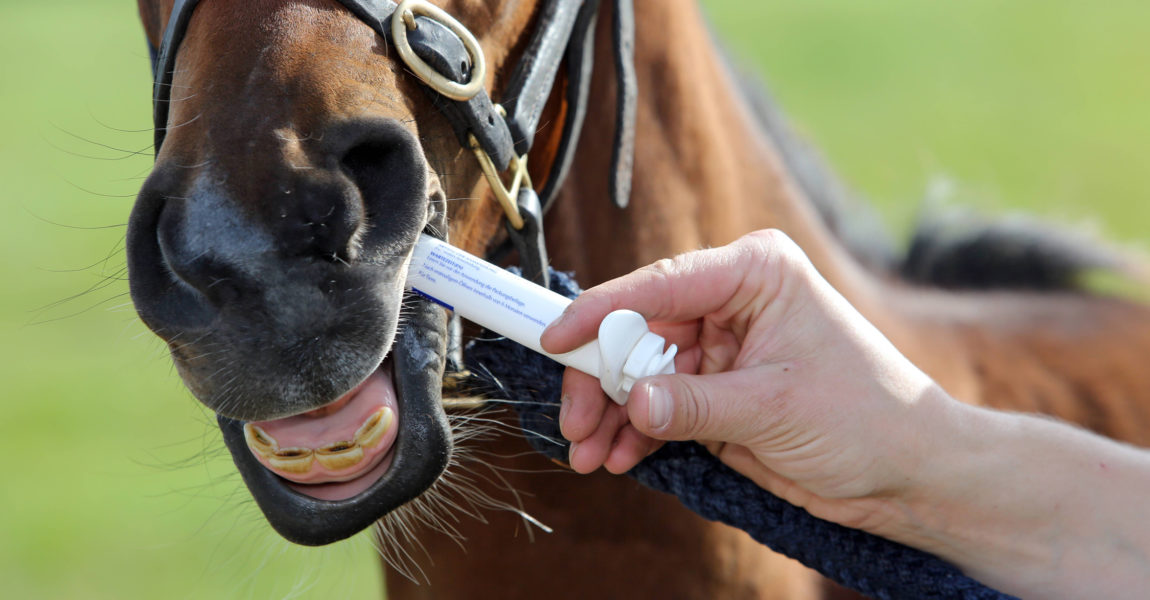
[609,0,636,210]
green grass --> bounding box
[1,1,1147,598]
[703,0,1150,240]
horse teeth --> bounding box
[243,424,278,457]
[354,407,393,449]
[268,447,315,474]
[245,407,391,474]
[316,441,365,471]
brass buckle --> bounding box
[392,1,526,229]
[469,131,529,230]
[391,0,487,101]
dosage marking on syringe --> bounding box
[426,250,530,308]
[419,246,546,327]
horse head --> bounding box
[128,0,561,545]
[126,2,1150,597]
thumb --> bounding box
[627,369,774,444]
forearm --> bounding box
[874,394,1150,599]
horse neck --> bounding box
[547,0,889,332]
[385,2,1150,594]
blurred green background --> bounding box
[2,0,1147,598]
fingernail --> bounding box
[543,308,572,336]
[646,382,672,432]
[559,394,571,425]
[568,441,580,466]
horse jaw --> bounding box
[128,160,455,545]
[216,295,451,546]
[128,0,539,549]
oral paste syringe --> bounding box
[405,235,677,405]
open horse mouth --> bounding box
[215,287,452,546]
[130,195,454,546]
[128,113,454,545]
[131,0,617,547]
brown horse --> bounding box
[129,0,1150,598]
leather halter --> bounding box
[147,0,637,286]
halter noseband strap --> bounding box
[148,0,638,286]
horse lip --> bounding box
[217,294,451,546]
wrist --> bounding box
[870,399,1030,553]
[869,398,1150,599]
[845,383,981,540]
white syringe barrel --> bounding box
[406,235,602,377]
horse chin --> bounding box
[217,293,452,546]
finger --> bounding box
[603,424,663,474]
[540,231,792,354]
[695,321,743,374]
[673,343,703,376]
[559,367,609,443]
[626,367,783,444]
[568,403,628,474]
[648,320,702,349]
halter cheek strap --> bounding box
[147,0,638,287]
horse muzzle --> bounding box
[126,117,453,545]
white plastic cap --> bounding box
[596,310,677,405]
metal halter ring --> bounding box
[469,132,528,231]
[391,0,487,101]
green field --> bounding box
[2,1,1147,598]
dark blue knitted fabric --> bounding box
[462,268,1016,600]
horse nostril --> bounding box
[340,139,414,214]
[331,119,427,251]
[341,140,398,197]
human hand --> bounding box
[543,229,1150,599]
[540,229,945,528]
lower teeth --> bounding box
[268,448,315,474]
[316,444,365,470]
[242,407,394,476]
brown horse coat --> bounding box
[131,1,1150,598]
